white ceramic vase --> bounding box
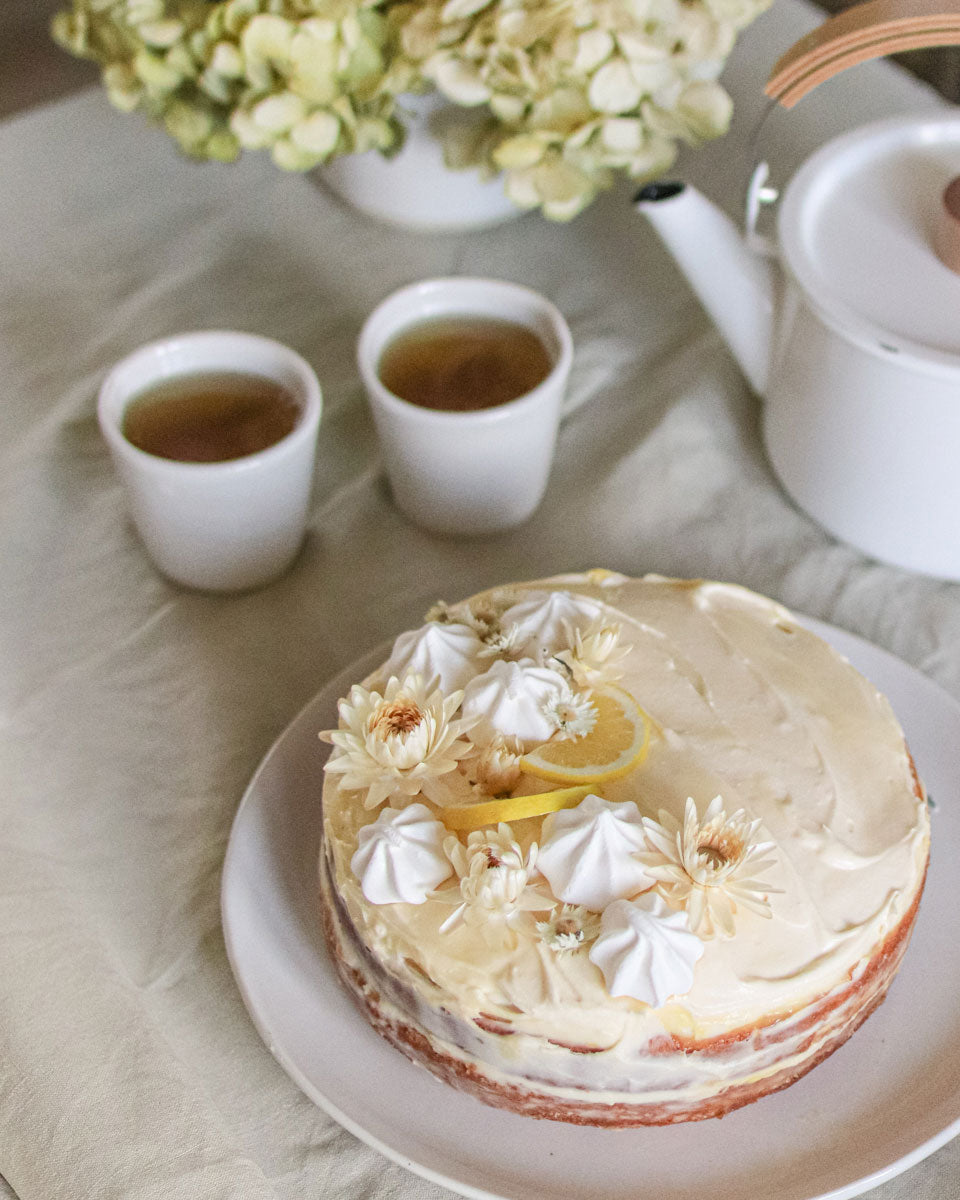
[319,92,522,233]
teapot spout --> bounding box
[635,182,776,395]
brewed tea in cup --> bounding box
[377,316,553,414]
[122,370,301,464]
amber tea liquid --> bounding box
[122,371,300,463]
[377,316,553,412]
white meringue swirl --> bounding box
[498,590,603,660]
[588,893,704,1006]
[460,658,571,749]
[351,803,453,905]
[383,622,485,695]
[538,794,653,911]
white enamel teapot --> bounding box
[636,0,960,580]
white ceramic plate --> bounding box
[222,619,960,1200]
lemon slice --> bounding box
[520,684,653,785]
[439,785,593,833]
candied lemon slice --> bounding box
[520,684,653,785]
[439,785,593,833]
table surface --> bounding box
[2,3,960,1198]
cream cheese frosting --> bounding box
[321,572,929,1099]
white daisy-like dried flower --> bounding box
[638,796,780,939]
[536,904,601,954]
[554,621,632,687]
[541,687,597,741]
[437,823,551,935]
[321,673,475,810]
[424,600,455,624]
[466,733,524,794]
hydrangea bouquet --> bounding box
[53,0,769,220]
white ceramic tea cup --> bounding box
[357,277,573,536]
[98,331,322,592]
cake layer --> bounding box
[320,844,925,1124]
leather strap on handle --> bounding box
[766,0,960,106]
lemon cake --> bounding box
[318,572,930,1125]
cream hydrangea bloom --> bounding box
[321,672,475,809]
[392,0,769,217]
[53,0,769,214]
[638,795,779,939]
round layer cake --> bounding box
[319,571,930,1125]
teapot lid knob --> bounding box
[934,177,960,276]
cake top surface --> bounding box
[322,572,929,1043]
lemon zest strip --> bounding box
[439,784,593,833]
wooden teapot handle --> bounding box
[766,0,960,106]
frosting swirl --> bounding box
[351,803,453,905]
[499,591,602,661]
[460,658,571,749]
[383,622,485,695]
[538,794,653,911]
[588,893,704,1006]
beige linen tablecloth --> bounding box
[2,2,960,1197]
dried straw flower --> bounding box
[554,621,631,687]
[541,687,597,740]
[466,733,525,794]
[437,823,551,936]
[536,904,601,953]
[638,795,779,938]
[321,672,474,809]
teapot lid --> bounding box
[779,112,960,367]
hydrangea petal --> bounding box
[291,110,341,155]
[588,58,642,114]
[138,20,184,48]
[493,133,546,169]
[574,28,614,72]
[210,41,244,78]
[676,81,733,139]
[441,0,495,21]
[252,91,307,133]
[431,56,491,105]
[242,14,294,62]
